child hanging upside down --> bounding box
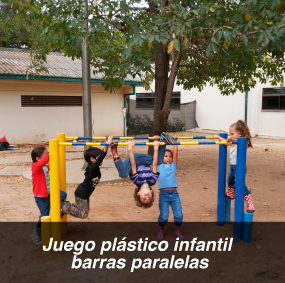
[110,133,175,208]
[61,136,112,218]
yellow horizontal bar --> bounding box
[216,142,232,145]
[60,142,72,146]
[65,137,78,139]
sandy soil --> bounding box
[0,132,285,282]
[1,133,285,223]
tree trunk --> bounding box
[147,43,169,155]
[148,0,170,156]
[152,42,169,135]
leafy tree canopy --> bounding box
[16,0,285,93]
[9,0,285,133]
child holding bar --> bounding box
[61,137,112,218]
[110,133,175,208]
[214,120,255,212]
[157,136,184,240]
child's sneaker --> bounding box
[160,132,175,145]
[30,231,42,246]
[226,188,235,199]
[61,201,69,217]
[157,226,164,241]
[244,194,255,213]
[111,142,120,162]
[174,226,184,240]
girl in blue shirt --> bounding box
[157,136,184,240]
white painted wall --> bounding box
[133,79,285,138]
[0,79,131,143]
[133,81,245,133]
[248,82,285,137]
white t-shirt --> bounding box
[230,146,237,165]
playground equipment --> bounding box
[66,136,215,140]
[43,133,252,250]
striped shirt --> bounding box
[130,165,159,187]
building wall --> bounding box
[248,82,285,138]
[133,80,285,138]
[133,81,245,133]
[0,79,132,143]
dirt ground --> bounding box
[0,131,285,283]
[1,131,285,223]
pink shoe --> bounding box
[174,226,184,240]
[226,188,235,199]
[245,194,255,213]
[157,226,164,241]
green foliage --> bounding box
[11,0,285,95]
[0,0,43,49]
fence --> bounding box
[127,98,197,135]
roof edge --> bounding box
[0,73,144,86]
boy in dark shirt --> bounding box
[61,136,112,218]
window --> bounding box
[136,92,180,109]
[21,95,82,107]
[262,88,285,110]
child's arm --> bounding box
[128,141,137,174]
[33,153,49,173]
[214,134,232,145]
[152,141,160,173]
[91,136,112,169]
[173,136,178,165]
[103,136,112,153]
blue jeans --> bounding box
[227,165,250,195]
[158,189,183,227]
[35,190,67,236]
[114,145,166,178]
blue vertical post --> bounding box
[217,133,228,226]
[225,197,231,223]
[243,212,253,244]
[233,137,247,243]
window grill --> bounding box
[262,88,285,110]
[21,95,82,107]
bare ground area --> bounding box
[0,132,285,282]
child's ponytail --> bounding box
[231,120,253,148]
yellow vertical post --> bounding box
[49,139,61,245]
[57,133,68,233]
[41,216,51,254]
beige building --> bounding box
[0,48,143,144]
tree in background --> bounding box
[0,0,39,48]
[13,0,285,136]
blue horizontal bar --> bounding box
[77,137,93,140]
[198,141,216,145]
[193,136,207,139]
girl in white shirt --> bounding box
[214,120,254,213]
